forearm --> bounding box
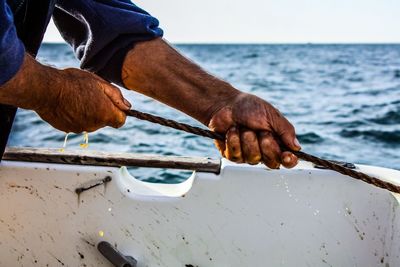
[121,38,241,125]
[0,54,59,110]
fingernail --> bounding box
[123,99,132,108]
[283,155,292,164]
[294,138,301,149]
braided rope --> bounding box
[126,109,400,194]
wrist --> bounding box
[27,62,62,112]
[0,54,62,111]
[200,83,241,126]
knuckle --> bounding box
[241,130,253,139]
[227,134,240,146]
[260,137,272,149]
[242,141,261,165]
[242,131,257,143]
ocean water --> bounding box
[8,44,400,182]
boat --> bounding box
[0,147,400,267]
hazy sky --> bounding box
[43,0,400,43]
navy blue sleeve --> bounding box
[53,0,163,86]
[0,0,25,86]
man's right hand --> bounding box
[0,54,130,133]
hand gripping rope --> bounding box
[126,109,400,194]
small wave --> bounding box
[242,53,258,59]
[345,86,398,96]
[336,120,366,128]
[89,133,113,143]
[369,110,400,125]
[329,58,354,65]
[340,129,400,145]
[282,68,302,75]
[394,70,400,79]
[297,132,324,144]
[347,77,364,82]
[139,126,176,135]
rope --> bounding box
[126,109,400,194]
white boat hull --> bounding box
[0,159,399,266]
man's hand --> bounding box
[208,93,300,169]
[36,68,130,133]
[0,54,130,133]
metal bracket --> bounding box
[97,241,137,267]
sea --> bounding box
[8,43,400,183]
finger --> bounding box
[281,151,299,169]
[214,140,226,156]
[258,131,281,169]
[271,113,301,152]
[107,109,127,129]
[103,83,131,111]
[225,127,243,163]
[208,107,234,133]
[240,129,261,165]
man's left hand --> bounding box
[208,92,300,169]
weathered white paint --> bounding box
[0,159,399,267]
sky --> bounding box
[43,0,400,43]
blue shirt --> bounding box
[0,0,163,86]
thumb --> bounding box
[208,107,235,133]
[273,117,301,151]
[103,84,131,111]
